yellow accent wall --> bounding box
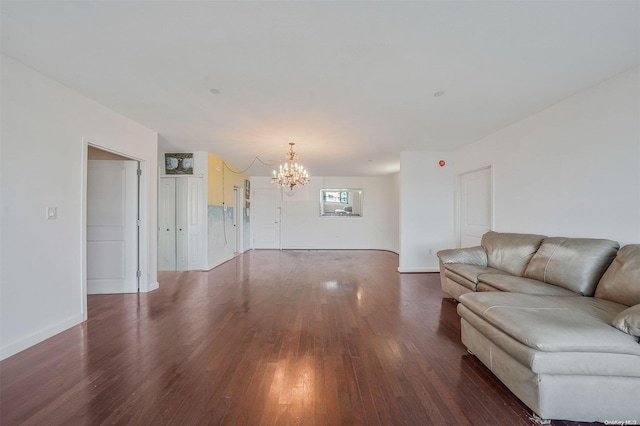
[207,153,249,206]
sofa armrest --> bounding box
[437,246,487,266]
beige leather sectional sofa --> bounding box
[437,232,640,423]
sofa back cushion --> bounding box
[523,237,619,296]
[481,231,546,277]
[612,304,640,337]
[595,244,640,306]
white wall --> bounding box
[0,55,159,360]
[207,204,236,269]
[398,67,640,272]
[454,66,640,245]
[399,152,455,272]
[251,175,399,253]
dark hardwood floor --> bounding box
[1,250,596,425]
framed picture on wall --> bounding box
[245,179,251,200]
[165,153,193,174]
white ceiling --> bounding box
[2,1,638,176]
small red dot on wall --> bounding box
[438,160,446,167]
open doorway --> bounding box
[86,146,140,294]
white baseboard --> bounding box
[1,313,85,361]
[143,281,159,292]
[397,267,439,273]
[278,246,399,253]
[208,255,234,271]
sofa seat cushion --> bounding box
[458,292,640,356]
[444,264,508,290]
[459,304,640,377]
[477,274,576,296]
[523,237,619,296]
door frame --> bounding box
[81,140,148,319]
[455,165,494,248]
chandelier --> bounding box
[271,142,310,191]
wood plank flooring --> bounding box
[1,250,595,425]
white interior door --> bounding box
[234,186,243,254]
[186,177,204,270]
[175,178,189,270]
[252,187,281,249]
[87,160,138,294]
[158,177,176,270]
[158,176,203,271]
[459,167,492,248]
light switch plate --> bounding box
[47,207,57,220]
